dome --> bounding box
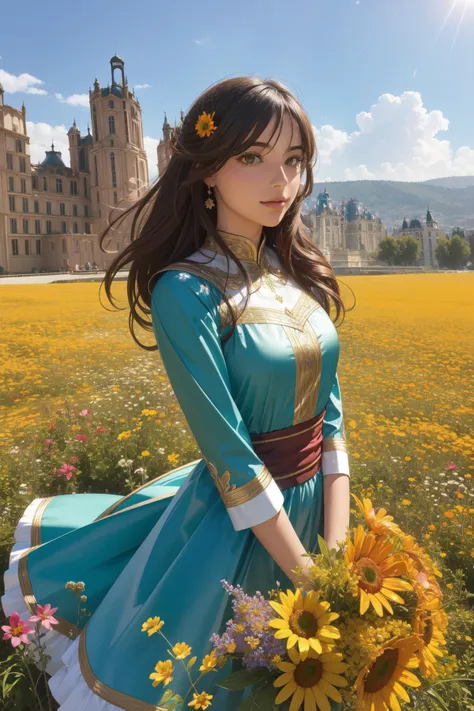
[67,119,80,136]
[409,219,422,229]
[101,84,124,98]
[81,127,93,145]
[110,55,124,64]
[40,144,67,170]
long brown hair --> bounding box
[99,76,347,350]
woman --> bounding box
[2,76,351,710]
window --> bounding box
[93,105,99,140]
[109,115,116,135]
[73,222,79,234]
[15,139,23,153]
[25,239,30,255]
[84,204,88,217]
[35,220,41,234]
[32,175,38,190]
[21,178,27,194]
[12,239,19,256]
[61,221,67,233]
[23,219,28,234]
[83,176,88,198]
[56,178,63,193]
[7,154,13,170]
[19,157,26,173]
[110,152,117,188]
[46,220,52,234]
[23,198,28,213]
[43,176,47,191]
[85,222,91,234]
[46,201,52,215]
[10,218,18,234]
[73,204,78,217]
[74,238,79,252]
[36,239,41,255]
[9,195,15,212]
[114,191,118,205]
[108,99,115,109]
[94,155,98,186]
[34,200,40,214]
[60,203,66,216]
[70,181,78,195]
[8,177,14,192]
[62,238,67,254]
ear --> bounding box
[203,177,215,189]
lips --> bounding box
[261,198,288,204]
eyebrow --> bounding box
[252,142,304,152]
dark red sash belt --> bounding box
[250,409,326,491]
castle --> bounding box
[0,56,149,274]
[393,210,442,267]
[301,188,387,267]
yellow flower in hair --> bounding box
[195,111,217,138]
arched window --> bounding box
[109,116,116,135]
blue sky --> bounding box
[1,0,473,181]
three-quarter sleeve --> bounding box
[321,372,350,477]
[150,271,284,531]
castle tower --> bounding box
[88,55,149,240]
[67,119,81,173]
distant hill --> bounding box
[306,179,474,232]
[424,176,474,189]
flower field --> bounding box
[0,272,473,709]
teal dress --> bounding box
[2,231,350,710]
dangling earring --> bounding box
[204,185,215,210]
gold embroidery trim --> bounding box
[94,459,201,521]
[322,437,348,453]
[31,496,54,547]
[79,625,169,710]
[204,231,267,264]
[204,460,273,508]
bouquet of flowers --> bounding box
[206,493,449,711]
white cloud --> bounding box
[144,136,159,181]
[0,68,47,95]
[55,92,89,107]
[26,121,71,166]
[135,83,151,90]
[313,91,474,181]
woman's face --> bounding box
[205,113,305,237]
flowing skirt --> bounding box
[2,458,331,710]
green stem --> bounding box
[21,648,44,711]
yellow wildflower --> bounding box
[172,642,192,659]
[188,691,213,709]
[199,651,218,673]
[149,659,173,688]
[141,616,164,636]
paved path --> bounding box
[0,272,129,285]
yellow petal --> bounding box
[309,638,323,654]
[368,592,384,617]
[270,601,290,619]
[317,679,342,703]
[287,634,299,649]
[276,663,296,674]
[269,619,291,630]
[290,686,305,711]
[312,686,331,711]
[324,662,350,674]
[392,681,410,703]
[398,670,421,688]
[275,681,297,705]
[275,629,292,639]
[304,687,316,711]
[322,672,348,688]
[298,637,310,655]
[274,672,295,687]
[360,589,370,615]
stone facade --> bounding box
[394,211,443,267]
[0,55,148,274]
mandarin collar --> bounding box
[203,230,266,265]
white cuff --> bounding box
[322,450,350,477]
[227,477,284,531]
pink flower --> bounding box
[1,612,34,648]
[69,456,78,464]
[79,409,90,417]
[48,424,57,431]
[75,434,87,442]
[96,426,106,434]
[55,463,75,481]
[29,603,59,631]
[447,462,457,470]
[45,439,53,446]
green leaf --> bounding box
[317,534,331,562]
[216,668,269,691]
[159,688,174,704]
[423,687,451,711]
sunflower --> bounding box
[412,605,448,678]
[269,589,340,659]
[402,535,443,580]
[195,111,217,138]
[345,526,413,617]
[352,494,403,536]
[355,635,422,711]
[274,646,349,711]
